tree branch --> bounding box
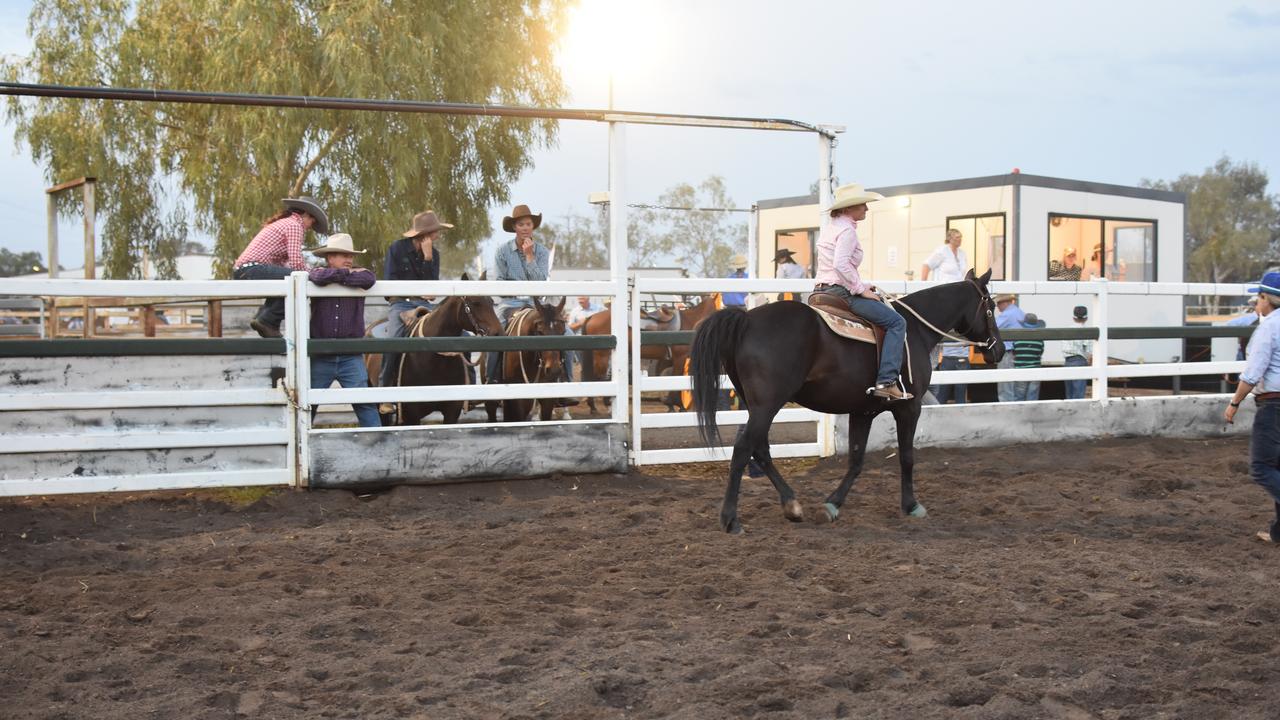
[290,123,347,196]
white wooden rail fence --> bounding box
[0,276,1254,493]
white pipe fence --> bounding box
[0,275,1257,491]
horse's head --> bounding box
[457,272,503,337]
[530,297,568,381]
[956,268,1004,364]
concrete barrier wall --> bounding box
[835,395,1250,455]
[307,422,629,489]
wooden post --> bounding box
[46,195,57,279]
[143,306,157,337]
[82,181,96,338]
[207,300,223,338]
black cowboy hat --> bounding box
[773,248,797,263]
[281,196,329,234]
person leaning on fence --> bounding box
[723,255,750,308]
[306,234,380,428]
[994,293,1024,402]
[1224,271,1280,544]
[378,210,450,391]
[233,196,330,338]
[1008,313,1045,401]
[813,183,911,401]
[1062,305,1093,400]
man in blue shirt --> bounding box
[722,254,749,308]
[1225,271,1280,543]
[378,210,449,390]
[994,294,1025,402]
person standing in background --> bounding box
[994,294,1025,402]
[1062,305,1094,400]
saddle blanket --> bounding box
[807,305,876,344]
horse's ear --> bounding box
[965,268,976,281]
[978,268,992,285]
[556,296,567,312]
[479,270,487,281]
[460,271,470,281]
[533,296,544,312]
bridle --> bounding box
[512,308,562,384]
[891,279,1000,353]
[459,297,489,337]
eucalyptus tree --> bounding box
[3,0,570,278]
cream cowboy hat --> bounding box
[307,233,366,255]
[730,254,748,269]
[402,210,453,238]
[826,183,884,212]
[281,195,329,234]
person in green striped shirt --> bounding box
[1010,313,1046,401]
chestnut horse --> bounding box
[689,270,1003,534]
[579,294,719,414]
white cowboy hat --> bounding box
[307,233,366,255]
[281,195,329,234]
[826,183,884,212]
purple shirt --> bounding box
[814,215,868,295]
[308,267,376,339]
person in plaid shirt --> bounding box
[233,196,330,337]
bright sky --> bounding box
[2,0,1278,270]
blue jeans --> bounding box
[311,354,381,428]
[1250,399,1280,540]
[997,352,1018,402]
[233,263,293,329]
[929,355,969,404]
[1009,378,1040,401]
[380,299,434,388]
[823,286,907,386]
[1064,354,1089,399]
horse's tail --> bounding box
[690,307,749,448]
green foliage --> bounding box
[3,0,570,279]
[631,175,748,277]
[1142,156,1280,284]
[0,248,48,276]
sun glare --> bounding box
[558,0,662,99]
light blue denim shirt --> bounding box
[1242,309,1280,391]
[494,239,550,313]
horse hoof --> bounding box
[908,503,928,519]
[814,502,839,524]
[783,499,804,522]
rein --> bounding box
[889,279,999,352]
[509,309,547,385]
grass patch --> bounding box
[204,486,281,507]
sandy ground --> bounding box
[3,436,1279,719]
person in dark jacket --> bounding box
[308,233,380,428]
[379,210,450,389]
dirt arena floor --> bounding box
[3,436,1279,719]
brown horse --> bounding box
[580,294,720,414]
[366,292,503,426]
[484,297,567,423]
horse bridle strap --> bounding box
[890,280,999,351]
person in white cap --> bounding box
[306,233,380,428]
[233,195,330,337]
[812,183,911,401]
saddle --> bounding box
[806,292,882,346]
[639,305,678,332]
[399,306,430,327]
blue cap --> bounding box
[1248,271,1280,296]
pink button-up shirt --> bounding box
[814,215,867,295]
[235,214,307,271]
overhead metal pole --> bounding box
[610,122,630,428]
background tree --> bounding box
[0,249,48,277]
[537,207,609,270]
[2,0,570,279]
[630,175,748,277]
[1142,156,1280,285]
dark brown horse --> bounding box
[368,293,503,426]
[689,270,1003,534]
[485,297,567,423]
[580,294,720,414]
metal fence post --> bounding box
[630,278,643,465]
[609,120,630,430]
[817,130,837,457]
[1092,279,1109,404]
[290,272,312,487]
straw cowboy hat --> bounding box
[730,254,748,270]
[826,183,884,213]
[402,210,453,238]
[994,293,1017,304]
[502,204,543,233]
[773,248,797,263]
[307,233,366,255]
[282,195,329,234]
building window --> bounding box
[1048,214,1155,282]
[945,214,1007,280]
[774,228,817,276]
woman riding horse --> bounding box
[689,186,1004,534]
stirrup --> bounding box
[867,379,913,402]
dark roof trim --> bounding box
[758,173,1185,209]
